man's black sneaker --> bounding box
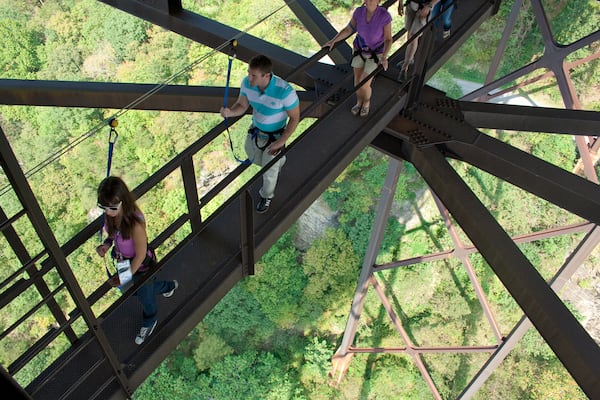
[256,197,271,213]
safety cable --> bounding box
[0,0,295,198]
[105,119,119,177]
[222,39,251,165]
[99,118,119,279]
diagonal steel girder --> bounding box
[462,15,600,102]
[395,94,600,225]
[370,132,600,399]
[96,0,338,89]
[0,79,323,116]
[284,0,352,64]
[442,133,600,225]
[459,224,600,399]
[459,101,600,136]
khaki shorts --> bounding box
[351,54,379,75]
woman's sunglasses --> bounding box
[97,201,122,211]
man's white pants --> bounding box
[245,134,286,199]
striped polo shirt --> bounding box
[240,74,299,133]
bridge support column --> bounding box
[331,158,403,381]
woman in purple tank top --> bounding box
[324,0,392,117]
[95,176,178,345]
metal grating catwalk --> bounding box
[0,0,599,399]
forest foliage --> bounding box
[0,0,598,399]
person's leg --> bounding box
[359,78,373,116]
[356,72,372,107]
[133,275,175,344]
[402,7,423,75]
[404,4,415,33]
[245,132,269,210]
[351,55,367,113]
[244,132,258,163]
[259,150,286,200]
[152,279,175,296]
[403,5,417,66]
[441,2,455,32]
[248,133,284,201]
[430,2,442,28]
[135,276,157,328]
[357,58,377,114]
[407,15,426,62]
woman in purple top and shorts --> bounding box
[324,0,392,117]
[95,176,178,345]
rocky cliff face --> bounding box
[294,198,338,251]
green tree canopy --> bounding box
[0,19,42,78]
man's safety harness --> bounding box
[248,126,285,151]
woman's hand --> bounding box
[323,39,335,51]
[379,56,389,71]
[108,275,120,287]
[96,243,110,257]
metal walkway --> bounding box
[20,60,409,400]
[1,1,599,399]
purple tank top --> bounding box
[111,212,145,260]
[352,6,392,52]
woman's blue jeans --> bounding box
[431,0,455,31]
[133,273,173,328]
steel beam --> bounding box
[430,193,503,343]
[97,0,324,88]
[1,366,31,400]
[0,79,321,116]
[0,208,77,344]
[462,14,600,102]
[371,132,600,399]
[0,127,132,398]
[240,190,255,277]
[459,101,600,135]
[385,93,600,224]
[332,159,406,388]
[458,224,600,399]
[375,222,594,270]
[181,156,201,233]
[335,159,403,355]
[140,0,181,14]
[284,0,352,64]
[483,0,523,89]
[444,134,600,224]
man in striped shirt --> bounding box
[221,55,300,213]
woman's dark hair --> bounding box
[97,176,142,239]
